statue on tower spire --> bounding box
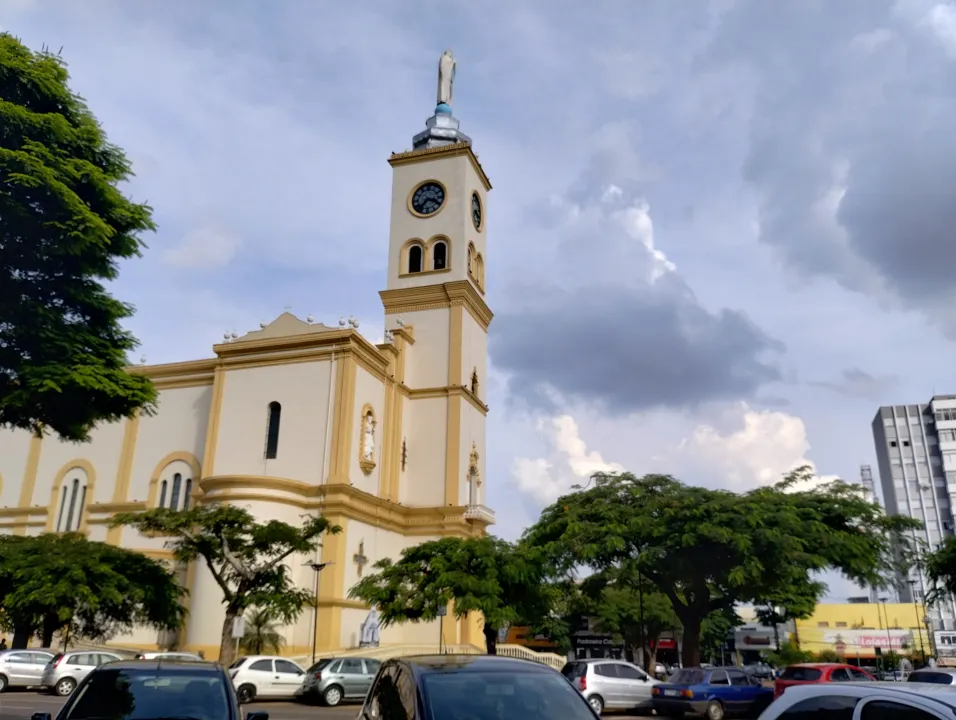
[437,49,456,107]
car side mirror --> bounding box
[246,713,269,720]
[32,714,53,720]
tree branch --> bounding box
[222,537,255,581]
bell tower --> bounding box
[379,51,494,523]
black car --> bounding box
[30,659,269,720]
[358,654,597,719]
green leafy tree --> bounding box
[767,640,813,667]
[0,533,185,648]
[814,648,841,662]
[239,608,284,656]
[699,607,740,665]
[111,505,338,666]
[348,536,550,655]
[922,537,956,604]
[579,565,681,671]
[524,466,920,666]
[0,34,158,442]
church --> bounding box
[0,51,495,658]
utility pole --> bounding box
[910,580,926,665]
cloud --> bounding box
[512,415,624,504]
[809,367,899,399]
[703,0,956,336]
[163,223,240,269]
[492,183,784,415]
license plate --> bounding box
[666,690,680,697]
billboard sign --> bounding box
[822,630,912,650]
[735,627,778,650]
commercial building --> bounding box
[872,400,956,631]
[795,603,931,661]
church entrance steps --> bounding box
[289,643,566,671]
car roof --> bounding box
[788,662,852,668]
[101,659,223,672]
[912,668,956,674]
[399,655,558,675]
[776,681,956,707]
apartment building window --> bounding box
[818,622,829,628]
[941,430,956,442]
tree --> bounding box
[0,33,157,443]
[0,533,185,648]
[579,565,681,672]
[348,536,550,655]
[767,640,813,667]
[239,608,284,656]
[922,537,956,604]
[111,505,339,666]
[753,581,823,650]
[523,466,920,666]
[699,607,740,665]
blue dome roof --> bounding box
[435,103,452,115]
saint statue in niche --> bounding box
[359,607,381,647]
[362,412,376,461]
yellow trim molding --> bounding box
[202,366,226,477]
[380,280,493,332]
[315,514,349,651]
[388,142,492,192]
[406,179,448,219]
[105,414,142,544]
[328,356,357,484]
[14,434,43,535]
[146,452,203,508]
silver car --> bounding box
[296,656,381,707]
[561,658,660,715]
[40,650,123,696]
[0,650,54,692]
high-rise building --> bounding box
[872,399,956,631]
[858,465,883,605]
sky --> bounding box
[5,0,956,602]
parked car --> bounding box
[651,666,774,720]
[561,657,660,714]
[29,658,269,720]
[907,668,956,685]
[0,649,54,692]
[755,679,956,719]
[228,655,306,703]
[295,656,381,707]
[773,663,875,698]
[743,663,774,681]
[40,650,124,697]
[359,654,594,720]
[133,651,204,661]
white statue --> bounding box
[437,49,456,106]
[362,413,375,461]
[360,607,381,647]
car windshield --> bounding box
[306,658,334,674]
[670,669,706,685]
[780,666,822,681]
[423,671,594,720]
[63,668,231,720]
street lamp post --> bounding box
[309,561,332,665]
[879,598,892,667]
[909,580,927,665]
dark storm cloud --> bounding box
[492,276,784,414]
[701,0,956,334]
[809,367,899,400]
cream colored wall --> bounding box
[128,385,212,504]
[32,421,124,509]
[350,367,386,496]
[461,313,487,403]
[401,309,450,389]
[387,156,475,291]
[0,430,32,508]
[459,403,487,508]
[213,361,333,482]
[401,398,447,507]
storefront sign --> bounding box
[573,634,616,647]
[654,638,676,650]
[735,628,778,650]
[823,630,912,649]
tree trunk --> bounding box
[11,625,31,650]
[680,615,702,668]
[483,622,498,655]
[41,613,60,648]
[772,622,780,651]
[219,610,239,667]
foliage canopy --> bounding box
[0,33,157,442]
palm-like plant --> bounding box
[239,608,285,656]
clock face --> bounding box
[411,182,445,216]
[472,192,482,231]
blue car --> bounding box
[651,666,773,720]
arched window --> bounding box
[170,473,182,510]
[467,243,476,278]
[184,478,193,510]
[56,476,87,532]
[475,253,485,289]
[159,480,168,509]
[408,245,423,273]
[265,401,282,459]
[432,241,447,270]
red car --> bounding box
[774,663,876,698]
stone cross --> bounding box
[354,541,369,578]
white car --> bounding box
[228,655,306,703]
[134,651,204,661]
[758,680,956,719]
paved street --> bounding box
[0,691,359,720]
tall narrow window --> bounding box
[170,473,182,510]
[408,245,423,273]
[184,478,193,510]
[159,480,168,509]
[76,485,87,530]
[265,401,282,459]
[66,478,80,532]
[432,241,447,270]
[56,486,70,532]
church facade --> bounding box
[0,65,495,657]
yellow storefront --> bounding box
[795,603,931,660]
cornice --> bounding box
[388,142,492,191]
[380,280,493,331]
